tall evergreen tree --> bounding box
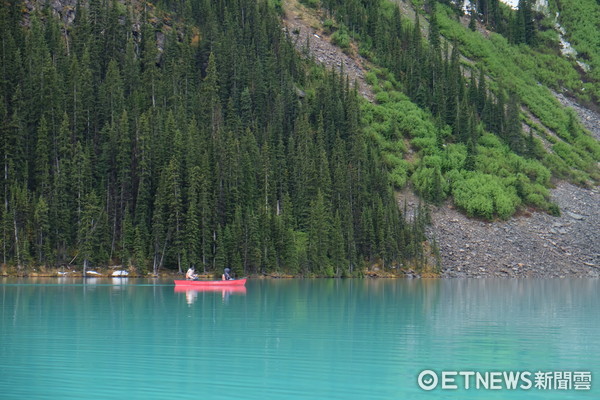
[33,196,50,264]
[307,190,331,275]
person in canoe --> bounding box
[222,268,232,280]
[186,267,198,280]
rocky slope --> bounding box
[555,92,600,140]
[432,94,600,278]
[282,0,374,101]
[429,183,599,277]
[283,0,600,278]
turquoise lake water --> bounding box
[1,278,598,399]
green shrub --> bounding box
[390,165,409,188]
[553,142,584,169]
[382,152,404,169]
[452,173,521,220]
[443,168,466,187]
[575,135,600,160]
[331,25,351,50]
[375,91,390,104]
[525,193,546,208]
[411,137,437,153]
[323,19,336,34]
[548,202,561,217]
[383,140,406,154]
[478,132,504,148]
[542,153,571,179]
[412,165,447,204]
[441,144,467,172]
[365,71,378,86]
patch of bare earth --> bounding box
[282,0,374,101]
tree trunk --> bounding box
[13,215,20,269]
[38,232,43,264]
[3,156,7,265]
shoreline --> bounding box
[1,267,599,279]
[0,268,423,279]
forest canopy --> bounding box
[0,0,428,276]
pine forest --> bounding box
[1,0,599,276]
[0,0,431,276]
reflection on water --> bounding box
[174,285,247,304]
[111,277,129,288]
[0,278,598,400]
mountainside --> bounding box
[1,0,598,277]
[282,0,600,276]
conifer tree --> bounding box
[330,210,347,276]
[71,141,92,235]
[78,49,95,141]
[141,22,160,109]
[165,157,184,273]
[152,161,171,275]
[307,190,331,275]
[469,6,477,31]
[79,191,102,272]
[203,52,222,136]
[185,165,202,270]
[33,196,50,264]
[100,59,125,126]
[133,112,152,242]
[428,3,441,50]
[51,114,73,263]
[505,92,524,153]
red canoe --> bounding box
[174,278,247,287]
